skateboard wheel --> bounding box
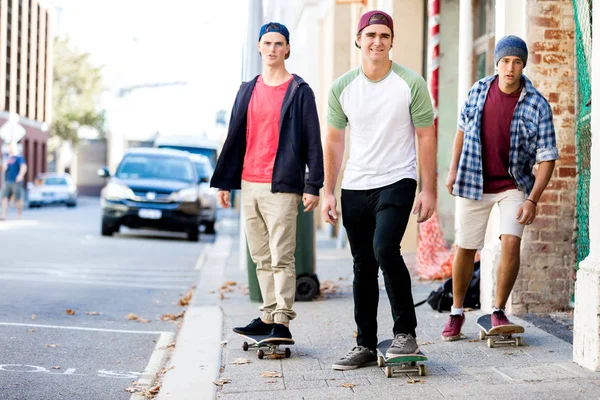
[385,366,392,378]
[418,364,426,376]
[487,338,495,348]
[377,356,384,367]
[242,342,249,351]
[410,361,416,367]
[284,347,291,358]
[479,330,486,340]
[515,337,523,347]
[257,349,265,359]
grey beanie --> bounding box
[494,35,528,66]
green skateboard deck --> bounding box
[376,339,427,378]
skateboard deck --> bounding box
[237,333,295,359]
[477,314,525,348]
[376,339,427,378]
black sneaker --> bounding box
[332,346,377,370]
[232,317,273,336]
[385,333,419,358]
[263,323,293,341]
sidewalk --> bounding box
[159,211,600,399]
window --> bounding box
[472,0,496,83]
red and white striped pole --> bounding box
[427,0,440,139]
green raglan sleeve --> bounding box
[327,78,349,130]
[409,76,434,128]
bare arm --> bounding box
[446,129,464,194]
[321,126,345,224]
[16,163,27,182]
[516,160,555,225]
[414,125,437,222]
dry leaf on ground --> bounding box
[125,313,139,321]
[85,311,100,315]
[124,387,138,393]
[65,309,76,316]
[340,383,355,389]
[27,329,35,333]
[219,293,226,300]
[504,352,514,355]
[167,342,176,349]
[224,281,236,286]
[213,378,231,386]
[265,380,277,383]
[138,318,151,323]
[161,312,185,321]
[221,340,228,347]
[260,371,282,378]
[352,331,358,338]
[31,314,37,320]
[148,385,160,394]
[320,280,338,294]
[408,378,424,384]
[421,341,434,345]
[230,358,252,365]
[51,366,60,369]
[45,344,59,348]
[161,366,175,374]
[468,339,479,342]
[179,290,193,306]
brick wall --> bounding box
[512,0,577,314]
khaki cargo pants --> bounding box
[241,180,301,324]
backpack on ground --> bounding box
[414,261,481,312]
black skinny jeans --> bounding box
[341,178,417,351]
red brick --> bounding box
[546,179,575,190]
[530,53,543,65]
[558,166,577,177]
[559,192,575,203]
[561,144,576,154]
[532,217,558,229]
[542,53,570,65]
[533,41,560,52]
[532,16,561,28]
[524,230,540,242]
[558,154,576,164]
[548,93,559,103]
[539,192,559,203]
[539,204,562,215]
[544,30,575,40]
[541,230,572,242]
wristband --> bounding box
[525,199,537,206]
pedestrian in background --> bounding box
[211,22,324,341]
[322,10,437,370]
[2,142,28,220]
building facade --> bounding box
[0,0,52,184]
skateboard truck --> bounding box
[242,341,292,359]
[478,330,523,348]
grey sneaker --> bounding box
[332,346,377,370]
[385,334,419,358]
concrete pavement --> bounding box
[159,211,600,399]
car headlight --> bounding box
[169,187,198,202]
[199,183,217,196]
[104,183,135,201]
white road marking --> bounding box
[0,275,190,289]
[0,322,169,335]
[130,332,176,400]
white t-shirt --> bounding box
[327,62,434,190]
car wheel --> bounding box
[187,228,199,242]
[66,202,77,208]
[204,221,216,234]
[101,219,118,237]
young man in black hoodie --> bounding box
[211,22,324,340]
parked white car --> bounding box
[27,173,78,208]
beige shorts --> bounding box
[455,189,527,250]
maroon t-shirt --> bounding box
[480,77,520,194]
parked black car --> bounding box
[99,148,202,241]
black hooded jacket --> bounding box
[210,74,324,196]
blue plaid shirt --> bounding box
[454,74,559,200]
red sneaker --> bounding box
[491,310,512,327]
[442,314,465,341]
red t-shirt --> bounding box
[481,77,520,194]
[241,75,292,183]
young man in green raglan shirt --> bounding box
[322,10,437,370]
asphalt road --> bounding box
[0,197,213,400]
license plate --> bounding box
[138,209,162,219]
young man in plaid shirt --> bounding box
[442,35,559,341]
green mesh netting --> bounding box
[572,0,592,268]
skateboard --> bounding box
[477,314,524,348]
[376,339,427,378]
[237,333,294,359]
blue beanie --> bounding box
[494,35,528,66]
